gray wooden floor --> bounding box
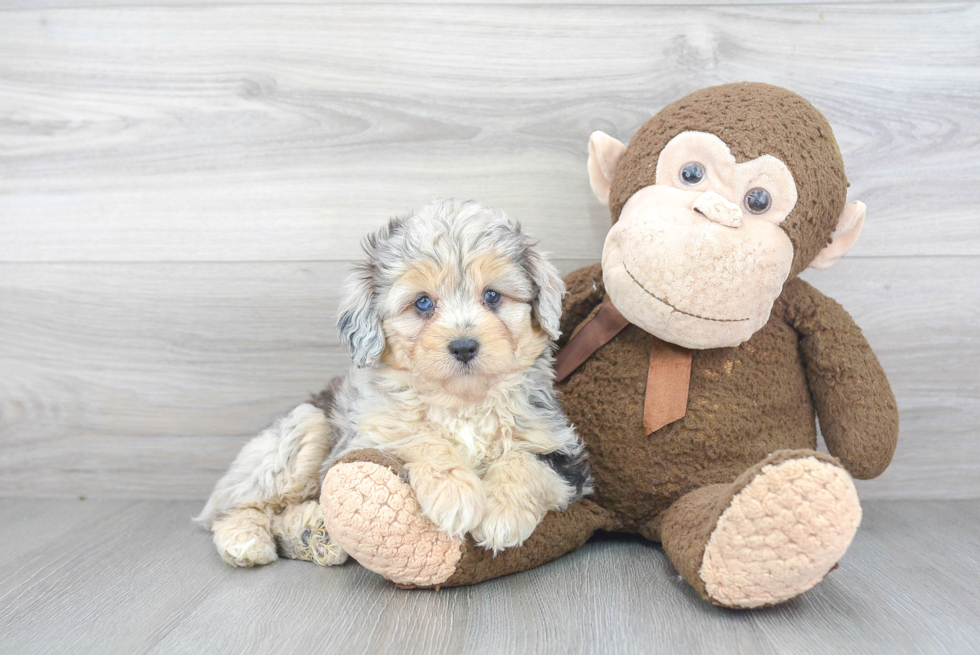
[0,499,977,655]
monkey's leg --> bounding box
[656,449,862,609]
[321,449,616,588]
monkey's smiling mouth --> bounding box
[623,265,750,323]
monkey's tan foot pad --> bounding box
[700,455,862,609]
[321,457,462,586]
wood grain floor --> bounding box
[0,499,977,654]
[1,1,978,501]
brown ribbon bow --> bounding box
[554,299,692,436]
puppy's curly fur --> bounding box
[196,199,591,567]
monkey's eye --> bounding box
[414,295,434,313]
[483,289,501,307]
[744,187,772,214]
[679,162,705,186]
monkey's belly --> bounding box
[557,321,817,532]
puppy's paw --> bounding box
[274,500,348,566]
[212,509,278,568]
[472,492,540,554]
[303,517,349,567]
[222,537,278,568]
[410,466,486,539]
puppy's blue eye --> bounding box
[414,295,433,312]
[483,289,501,306]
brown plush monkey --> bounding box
[320,83,899,609]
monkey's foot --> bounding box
[321,450,463,587]
[699,453,862,608]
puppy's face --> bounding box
[338,200,564,400]
[381,252,546,393]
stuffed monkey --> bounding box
[320,83,899,609]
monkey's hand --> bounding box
[782,278,899,479]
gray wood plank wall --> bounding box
[1,2,978,500]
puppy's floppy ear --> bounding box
[523,247,565,341]
[337,263,385,368]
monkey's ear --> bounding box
[810,201,866,270]
[588,131,628,206]
[337,265,386,368]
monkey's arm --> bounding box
[781,278,899,479]
[557,263,605,349]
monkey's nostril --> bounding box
[449,338,480,363]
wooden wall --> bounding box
[1,1,977,499]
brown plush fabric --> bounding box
[656,483,732,600]
[608,82,848,277]
[439,500,619,588]
[781,278,899,478]
[558,276,810,530]
[557,298,693,433]
[555,264,897,533]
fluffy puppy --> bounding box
[196,199,591,568]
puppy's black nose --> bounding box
[449,338,480,363]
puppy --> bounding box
[196,199,591,568]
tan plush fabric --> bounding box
[321,450,462,587]
[699,454,861,608]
